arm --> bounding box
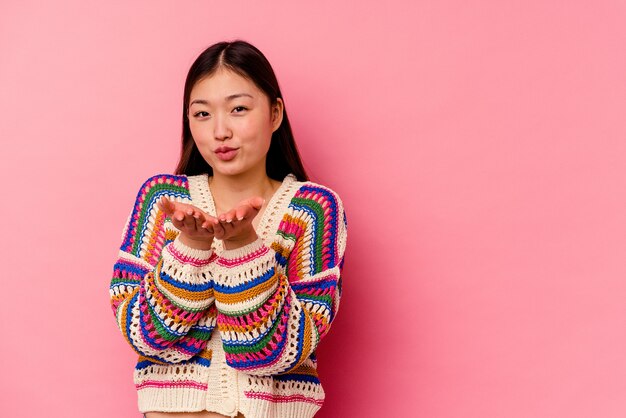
[109,175,216,364]
[212,185,348,375]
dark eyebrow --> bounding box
[190,93,254,106]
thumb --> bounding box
[250,196,265,210]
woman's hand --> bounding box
[157,196,219,250]
[209,196,264,250]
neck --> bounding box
[209,166,278,213]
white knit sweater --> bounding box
[110,173,347,417]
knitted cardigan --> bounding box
[109,172,347,418]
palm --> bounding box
[156,196,216,242]
[157,195,264,250]
[210,196,264,245]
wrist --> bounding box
[222,231,258,250]
[178,233,213,251]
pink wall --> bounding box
[1,1,625,417]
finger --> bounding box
[157,196,172,215]
[191,207,204,221]
[239,196,264,211]
[219,209,238,223]
[172,208,186,222]
[235,205,248,221]
[201,215,219,228]
[237,200,263,221]
[171,209,192,231]
[220,219,235,235]
[248,196,265,210]
[182,208,197,232]
[196,213,215,235]
[200,222,215,236]
[212,220,225,239]
[192,209,204,228]
[220,221,239,240]
[166,197,178,212]
[164,199,195,219]
[170,212,185,231]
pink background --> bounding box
[1,1,625,417]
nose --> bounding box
[213,113,231,141]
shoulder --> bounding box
[291,178,345,213]
[284,177,348,260]
[134,173,192,200]
[287,177,347,229]
[125,173,192,237]
[120,173,193,256]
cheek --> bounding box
[188,124,214,159]
[189,122,206,140]
[190,126,216,157]
[244,114,274,140]
[237,117,259,136]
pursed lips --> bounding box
[215,146,238,153]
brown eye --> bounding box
[232,106,248,113]
[194,111,209,118]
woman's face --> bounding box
[188,68,283,178]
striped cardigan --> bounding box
[110,172,347,417]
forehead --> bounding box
[190,68,262,100]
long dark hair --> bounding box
[174,40,308,181]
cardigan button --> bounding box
[223,398,237,414]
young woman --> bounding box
[109,40,348,418]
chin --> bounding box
[212,163,245,177]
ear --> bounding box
[271,98,284,133]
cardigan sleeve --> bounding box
[109,175,217,364]
[212,185,348,376]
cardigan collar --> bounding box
[186,173,299,251]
